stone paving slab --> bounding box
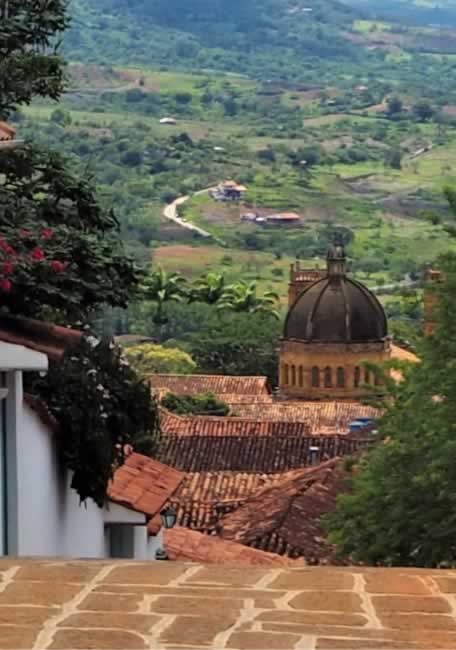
[1,559,456,648]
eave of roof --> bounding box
[0,315,82,361]
[108,452,184,522]
[164,526,298,566]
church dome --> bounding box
[284,246,387,343]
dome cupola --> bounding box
[284,244,387,344]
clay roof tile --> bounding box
[108,453,184,520]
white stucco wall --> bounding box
[15,405,151,559]
[17,405,106,558]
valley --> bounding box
[13,0,456,347]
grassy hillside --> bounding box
[65,0,365,78]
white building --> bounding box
[0,316,183,560]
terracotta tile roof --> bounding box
[216,393,274,405]
[391,343,419,364]
[160,409,312,437]
[219,459,346,561]
[170,472,280,533]
[0,121,16,141]
[227,400,380,432]
[390,344,420,382]
[158,433,368,473]
[148,373,271,397]
[108,453,184,525]
[0,314,82,361]
[164,527,297,566]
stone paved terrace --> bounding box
[2,559,456,649]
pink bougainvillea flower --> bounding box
[2,262,14,275]
[31,247,45,261]
[41,227,53,240]
[50,260,68,272]
[0,239,14,254]
[0,278,12,293]
[19,229,31,238]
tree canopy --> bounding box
[327,253,456,567]
[0,146,140,321]
[0,0,67,118]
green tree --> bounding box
[50,108,72,126]
[0,0,67,117]
[0,147,140,322]
[125,343,196,375]
[412,101,435,122]
[385,147,402,170]
[326,254,456,567]
[141,267,187,326]
[190,272,225,305]
[161,391,229,416]
[386,96,403,117]
[217,281,280,319]
[0,3,139,323]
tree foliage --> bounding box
[30,337,160,506]
[0,0,68,118]
[217,280,280,319]
[161,391,229,416]
[0,146,140,321]
[326,254,456,567]
[124,342,196,375]
[141,267,187,325]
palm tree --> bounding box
[141,267,187,326]
[190,272,225,305]
[217,280,280,319]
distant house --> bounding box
[240,212,258,223]
[0,122,15,141]
[159,117,177,125]
[265,212,302,225]
[0,122,22,151]
[210,180,247,202]
[0,314,184,560]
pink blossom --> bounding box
[2,262,13,275]
[0,278,12,293]
[41,227,53,240]
[50,260,67,272]
[31,247,45,261]
[19,229,31,238]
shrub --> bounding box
[161,391,229,416]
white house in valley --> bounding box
[0,315,183,560]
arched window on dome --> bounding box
[311,366,320,388]
[354,366,361,388]
[298,366,304,387]
[364,367,370,385]
[337,367,345,388]
[283,364,289,385]
[375,373,382,387]
[291,365,296,386]
[324,367,332,388]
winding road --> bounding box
[163,189,213,238]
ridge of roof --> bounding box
[218,459,346,562]
[160,407,312,437]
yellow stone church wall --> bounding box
[279,339,391,400]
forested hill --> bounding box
[65,0,366,78]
